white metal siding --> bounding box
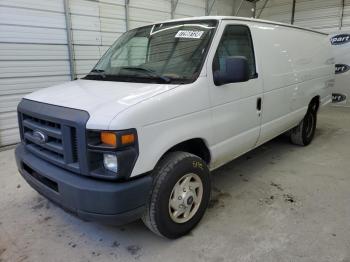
[257,0,350,33]
[256,0,292,23]
[69,0,173,78]
[341,0,350,32]
[175,0,205,19]
[209,0,254,17]
[0,0,70,146]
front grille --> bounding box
[18,99,90,175]
[71,128,79,163]
[22,114,78,168]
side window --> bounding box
[213,25,257,79]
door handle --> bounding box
[257,97,262,111]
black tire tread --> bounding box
[290,119,305,145]
[290,102,317,146]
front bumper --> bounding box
[15,143,152,225]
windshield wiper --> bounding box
[120,66,171,83]
[85,69,106,79]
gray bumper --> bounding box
[15,143,152,225]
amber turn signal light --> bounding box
[100,132,117,147]
[121,134,135,145]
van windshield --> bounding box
[84,20,218,84]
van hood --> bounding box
[25,79,178,129]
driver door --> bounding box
[208,22,263,168]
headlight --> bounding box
[87,129,138,180]
[103,154,118,173]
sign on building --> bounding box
[330,33,350,107]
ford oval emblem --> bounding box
[335,64,350,74]
[332,93,347,103]
[32,130,48,144]
[330,34,350,45]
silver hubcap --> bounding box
[169,173,203,223]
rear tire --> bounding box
[290,102,317,146]
[142,151,210,239]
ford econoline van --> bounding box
[15,16,334,238]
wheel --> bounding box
[142,151,211,239]
[290,103,317,146]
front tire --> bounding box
[290,103,317,146]
[142,151,210,239]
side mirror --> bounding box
[214,56,250,86]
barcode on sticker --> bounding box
[175,30,204,39]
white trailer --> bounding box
[15,16,334,238]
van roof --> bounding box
[155,16,328,36]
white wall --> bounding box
[256,0,350,34]
[69,0,127,78]
[0,0,71,146]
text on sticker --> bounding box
[175,30,204,39]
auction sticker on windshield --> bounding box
[175,30,204,39]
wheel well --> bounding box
[164,138,211,164]
[309,96,320,112]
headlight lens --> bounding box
[103,154,118,173]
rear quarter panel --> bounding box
[250,22,334,144]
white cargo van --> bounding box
[15,16,334,238]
